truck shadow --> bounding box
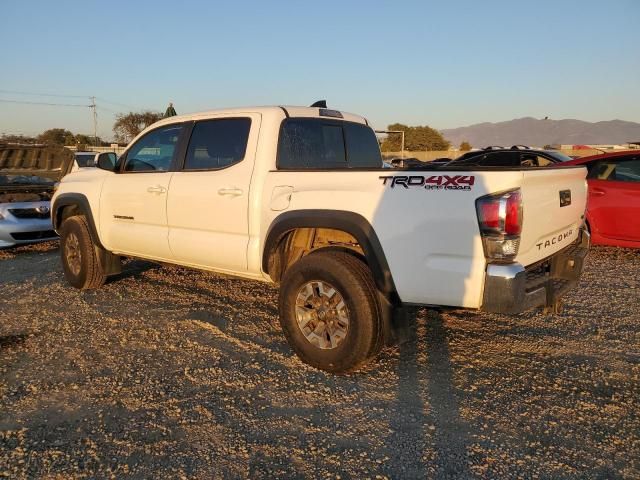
[385,308,471,478]
[106,259,161,283]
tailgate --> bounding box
[516,167,588,267]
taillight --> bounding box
[504,190,522,235]
[476,189,523,262]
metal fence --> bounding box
[64,145,128,155]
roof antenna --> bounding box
[310,100,327,108]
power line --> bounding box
[0,89,140,110]
[0,89,89,99]
[0,98,90,107]
[96,105,118,113]
[95,97,137,110]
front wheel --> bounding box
[59,215,107,289]
[278,250,384,373]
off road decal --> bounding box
[379,175,475,190]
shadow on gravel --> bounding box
[107,260,160,283]
[0,333,30,349]
[385,309,471,477]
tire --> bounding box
[59,215,107,290]
[278,250,384,373]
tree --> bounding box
[459,141,472,151]
[0,134,38,145]
[380,123,450,152]
[37,128,76,146]
[113,111,163,143]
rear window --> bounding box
[277,118,381,169]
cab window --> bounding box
[278,119,346,169]
[277,118,381,169]
[183,118,251,170]
[123,125,183,172]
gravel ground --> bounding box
[0,242,638,479]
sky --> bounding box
[1,0,639,140]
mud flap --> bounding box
[377,292,411,345]
[93,244,122,276]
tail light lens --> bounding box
[476,189,523,262]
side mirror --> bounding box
[96,152,118,172]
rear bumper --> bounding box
[481,227,590,314]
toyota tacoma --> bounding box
[51,104,590,372]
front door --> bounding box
[587,155,640,241]
[167,114,259,273]
[99,124,184,260]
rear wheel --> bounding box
[59,215,107,289]
[279,250,384,373]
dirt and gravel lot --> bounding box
[0,242,638,479]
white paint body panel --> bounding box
[166,112,262,272]
[52,105,587,310]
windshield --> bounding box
[545,150,573,162]
[0,174,56,186]
[75,154,96,167]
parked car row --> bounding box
[2,141,639,252]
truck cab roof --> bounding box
[151,105,369,129]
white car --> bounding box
[0,145,73,247]
[51,104,590,372]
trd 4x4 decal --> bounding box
[380,175,475,190]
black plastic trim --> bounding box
[52,193,104,249]
[262,209,398,299]
[279,106,290,118]
[173,121,195,171]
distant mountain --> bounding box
[440,117,640,148]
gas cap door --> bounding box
[270,185,294,211]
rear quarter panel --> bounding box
[260,170,526,308]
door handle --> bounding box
[147,185,167,194]
[590,188,605,197]
[218,187,243,197]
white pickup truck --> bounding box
[52,104,590,372]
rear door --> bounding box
[516,166,588,267]
[166,114,259,273]
[587,155,640,241]
[99,124,183,259]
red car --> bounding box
[561,150,640,248]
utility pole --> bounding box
[89,96,98,146]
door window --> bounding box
[123,125,183,172]
[588,156,640,183]
[183,118,251,170]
